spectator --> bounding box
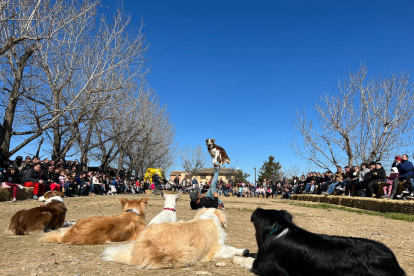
[172,175,180,194]
[59,169,70,197]
[2,167,24,202]
[257,185,265,198]
[45,165,61,192]
[319,171,332,192]
[394,154,414,199]
[367,163,386,198]
[52,167,62,192]
[265,184,272,198]
[383,167,399,199]
[323,166,345,196]
[22,163,45,200]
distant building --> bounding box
[170,167,236,183]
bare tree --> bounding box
[292,65,414,170]
[0,0,99,152]
[180,145,207,181]
[283,165,301,179]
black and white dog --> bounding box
[233,208,405,276]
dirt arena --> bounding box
[0,193,412,276]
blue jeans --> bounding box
[205,168,222,205]
[218,190,223,196]
[341,179,350,188]
[305,183,310,192]
[327,182,341,194]
[64,182,70,197]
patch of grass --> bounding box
[288,202,414,222]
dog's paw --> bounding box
[233,256,254,270]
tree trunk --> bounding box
[116,150,125,177]
[52,89,61,160]
[0,48,34,151]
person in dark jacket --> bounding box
[3,167,24,202]
[190,165,224,209]
[366,162,386,198]
[22,163,45,200]
[390,154,414,199]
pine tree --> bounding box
[258,155,282,183]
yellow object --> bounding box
[144,168,164,182]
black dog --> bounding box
[234,208,405,276]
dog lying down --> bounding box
[102,208,249,269]
[148,191,181,226]
[233,208,406,276]
[43,198,148,245]
[8,191,69,235]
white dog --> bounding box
[148,191,181,226]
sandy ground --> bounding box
[0,193,412,276]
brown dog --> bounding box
[43,198,148,245]
[206,139,231,165]
[8,191,67,235]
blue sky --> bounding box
[11,0,414,181]
[98,0,414,181]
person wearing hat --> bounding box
[190,164,224,209]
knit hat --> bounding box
[395,156,401,162]
[391,167,399,173]
[189,190,199,201]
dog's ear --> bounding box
[58,191,66,198]
[176,192,182,200]
[280,210,293,222]
[251,208,264,223]
[140,197,149,205]
[212,139,216,143]
[119,198,128,208]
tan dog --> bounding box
[102,208,249,269]
[43,198,148,245]
[8,191,67,235]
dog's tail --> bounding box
[41,228,70,243]
[102,242,134,264]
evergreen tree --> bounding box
[234,169,250,184]
[258,155,282,183]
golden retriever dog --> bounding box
[43,198,148,245]
[8,191,67,235]
[102,208,249,269]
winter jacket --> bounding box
[21,168,40,184]
[397,160,414,178]
[370,168,386,181]
[359,169,370,182]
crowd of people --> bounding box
[2,146,414,203]
[172,154,414,201]
[0,147,165,202]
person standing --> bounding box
[173,175,180,194]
